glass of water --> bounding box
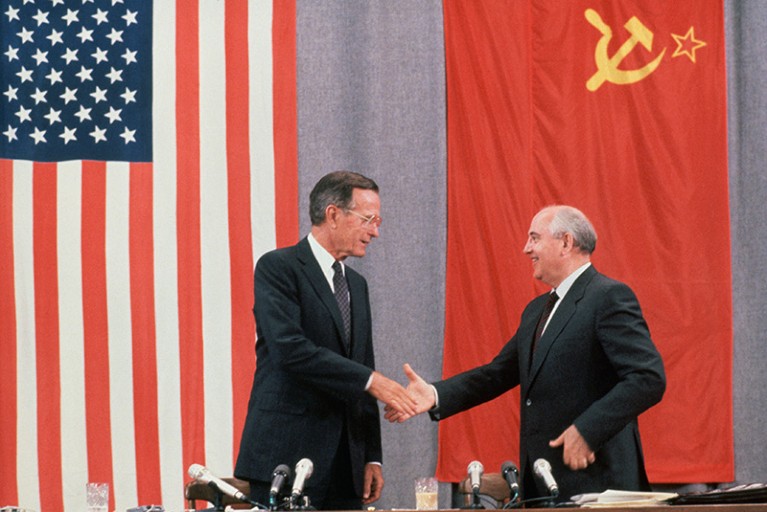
[86,482,109,512]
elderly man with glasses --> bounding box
[235,170,415,510]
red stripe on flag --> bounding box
[273,0,299,246]
[129,163,162,503]
[224,0,257,464]
[176,0,207,472]
[81,162,114,495]
[33,163,64,511]
[0,160,18,507]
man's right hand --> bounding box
[383,364,436,423]
[367,370,419,417]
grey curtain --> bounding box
[296,2,447,507]
[726,0,767,488]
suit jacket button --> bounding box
[525,398,532,406]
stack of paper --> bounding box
[571,489,678,507]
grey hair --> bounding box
[545,205,597,254]
[309,171,379,226]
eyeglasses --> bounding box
[345,209,382,228]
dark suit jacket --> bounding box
[234,237,381,497]
[433,266,665,501]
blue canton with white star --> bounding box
[1,0,152,162]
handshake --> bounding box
[368,361,600,474]
[367,363,435,423]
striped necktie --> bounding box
[332,261,351,347]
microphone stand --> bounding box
[289,493,315,511]
[505,489,520,507]
[269,492,283,511]
[504,495,557,509]
[502,483,556,509]
[205,481,227,511]
[471,488,485,509]
[268,491,295,511]
[460,488,485,509]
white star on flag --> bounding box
[120,126,136,144]
[89,124,106,142]
[3,124,18,141]
[29,126,47,144]
[59,125,76,143]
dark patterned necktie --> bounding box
[533,291,559,350]
[332,261,351,347]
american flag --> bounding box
[0,1,297,510]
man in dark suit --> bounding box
[387,205,666,503]
[235,171,417,510]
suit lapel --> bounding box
[296,238,350,356]
[527,266,598,388]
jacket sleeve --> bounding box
[573,281,666,451]
[432,334,522,420]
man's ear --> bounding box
[561,232,574,254]
[326,204,341,228]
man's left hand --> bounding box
[549,424,596,470]
[363,463,384,504]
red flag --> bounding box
[0,1,297,510]
[440,0,731,484]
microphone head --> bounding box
[292,458,314,496]
[501,460,518,475]
[533,458,551,475]
[271,463,293,496]
[296,458,314,478]
[188,463,207,480]
[274,464,292,478]
[467,460,484,474]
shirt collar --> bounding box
[553,262,591,300]
[308,233,342,285]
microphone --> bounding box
[270,464,292,496]
[467,460,484,492]
[533,458,559,497]
[291,458,314,498]
[188,463,254,504]
[500,461,520,495]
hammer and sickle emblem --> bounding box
[585,8,666,91]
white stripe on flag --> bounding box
[57,162,88,512]
[106,163,139,508]
[153,2,185,510]
[249,0,278,258]
[199,0,234,477]
[14,162,40,512]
